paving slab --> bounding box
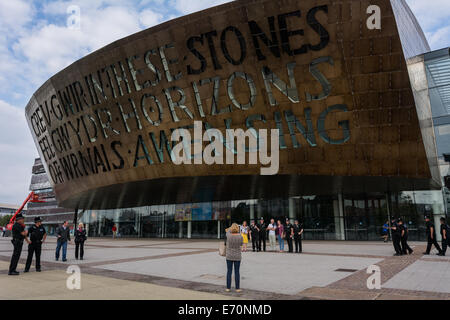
[383,260,450,294]
[96,251,382,295]
[0,270,240,300]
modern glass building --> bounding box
[24,0,449,241]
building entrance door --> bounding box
[343,194,388,241]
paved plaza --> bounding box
[0,237,449,300]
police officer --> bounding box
[24,217,46,272]
[257,218,267,252]
[438,217,448,256]
[293,219,304,253]
[423,215,442,255]
[285,218,294,253]
[249,220,260,252]
[398,218,413,255]
[390,217,402,256]
[8,214,28,275]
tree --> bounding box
[0,215,13,227]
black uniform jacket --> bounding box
[28,225,46,244]
[74,229,87,243]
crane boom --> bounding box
[6,192,46,231]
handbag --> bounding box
[219,242,226,256]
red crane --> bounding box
[6,192,46,231]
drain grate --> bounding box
[334,268,358,273]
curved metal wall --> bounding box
[25,0,439,209]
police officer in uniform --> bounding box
[8,214,28,275]
[25,217,46,272]
[439,217,448,256]
[293,219,304,253]
[398,218,413,255]
[423,215,442,255]
[257,218,267,252]
[285,218,294,253]
[249,220,260,252]
[390,218,402,256]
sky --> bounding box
[0,0,449,205]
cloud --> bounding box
[0,0,34,31]
[140,9,164,28]
[170,0,232,15]
[0,100,38,204]
[405,0,450,50]
[14,4,144,76]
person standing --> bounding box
[381,221,389,242]
[8,214,28,275]
[438,217,448,256]
[390,218,402,256]
[398,218,413,255]
[423,215,442,255]
[267,219,277,251]
[285,218,294,253]
[24,217,46,272]
[240,221,249,252]
[293,219,303,253]
[112,224,117,239]
[276,220,284,252]
[257,218,267,252]
[225,223,243,293]
[55,221,71,261]
[74,223,87,260]
[249,220,260,252]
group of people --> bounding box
[8,215,87,276]
[239,217,304,253]
[224,217,304,292]
[386,215,448,257]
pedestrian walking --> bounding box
[423,215,442,255]
[398,218,413,255]
[225,223,243,293]
[112,224,117,239]
[285,218,294,253]
[390,218,402,256]
[249,220,260,252]
[8,214,27,275]
[240,221,249,252]
[74,223,87,260]
[24,217,46,272]
[438,217,448,256]
[276,220,284,252]
[293,219,303,253]
[267,219,277,251]
[381,221,389,242]
[55,221,71,261]
[257,218,267,252]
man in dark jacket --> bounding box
[249,220,260,252]
[8,214,28,275]
[25,217,46,272]
[391,218,403,256]
[423,215,442,255]
[438,217,448,256]
[55,221,71,261]
[257,218,267,252]
[398,218,413,255]
[285,218,294,253]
